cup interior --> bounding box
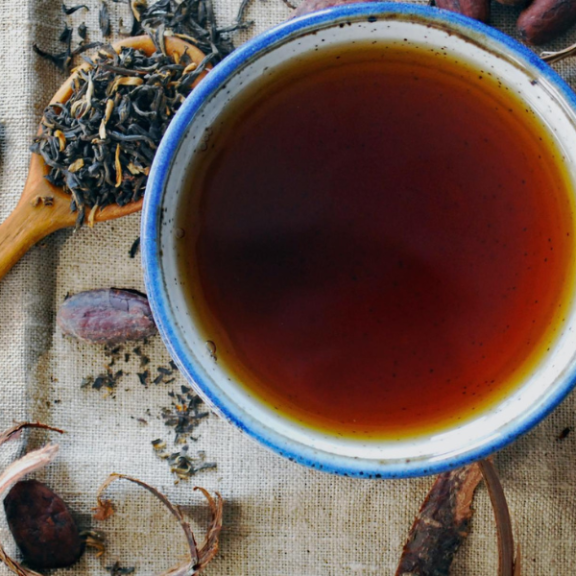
[142,3,576,478]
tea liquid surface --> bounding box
[179,44,575,438]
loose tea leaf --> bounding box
[100,2,112,37]
[128,236,140,258]
[395,463,483,576]
[4,480,83,569]
[0,423,64,576]
[31,41,205,225]
[62,3,89,14]
[95,474,223,576]
[57,289,157,344]
[163,385,209,443]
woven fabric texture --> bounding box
[0,1,576,575]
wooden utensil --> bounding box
[0,35,205,282]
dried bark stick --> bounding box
[395,463,483,576]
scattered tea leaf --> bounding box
[59,23,73,44]
[78,22,88,41]
[100,2,112,37]
[62,3,89,15]
[129,237,140,258]
[106,561,135,576]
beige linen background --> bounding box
[1,0,576,574]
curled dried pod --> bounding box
[4,480,83,569]
[95,474,223,576]
[434,0,490,22]
[517,0,576,44]
[57,288,157,344]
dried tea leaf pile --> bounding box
[31,44,198,227]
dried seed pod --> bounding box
[4,480,83,570]
[517,0,576,44]
[57,289,157,344]
[434,0,490,22]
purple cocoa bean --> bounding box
[292,0,377,18]
[434,0,490,22]
[4,480,83,569]
[57,288,157,344]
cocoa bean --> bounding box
[57,288,157,344]
[434,0,490,22]
[4,480,83,569]
[518,0,576,44]
[292,0,376,18]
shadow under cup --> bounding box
[142,3,576,478]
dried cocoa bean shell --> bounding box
[434,0,490,22]
[57,288,157,344]
[4,480,83,569]
[518,0,576,44]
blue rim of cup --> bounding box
[142,2,576,479]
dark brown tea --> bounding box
[178,43,575,439]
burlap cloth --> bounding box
[1,1,576,574]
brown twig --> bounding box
[479,459,518,576]
[541,42,576,64]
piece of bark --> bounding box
[395,463,483,576]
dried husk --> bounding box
[95,473,223,576]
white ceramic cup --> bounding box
[142,2,576,478]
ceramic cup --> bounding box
[142,2,576,478]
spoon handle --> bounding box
[0,198,69,282]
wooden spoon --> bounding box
[0,35,206,281]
